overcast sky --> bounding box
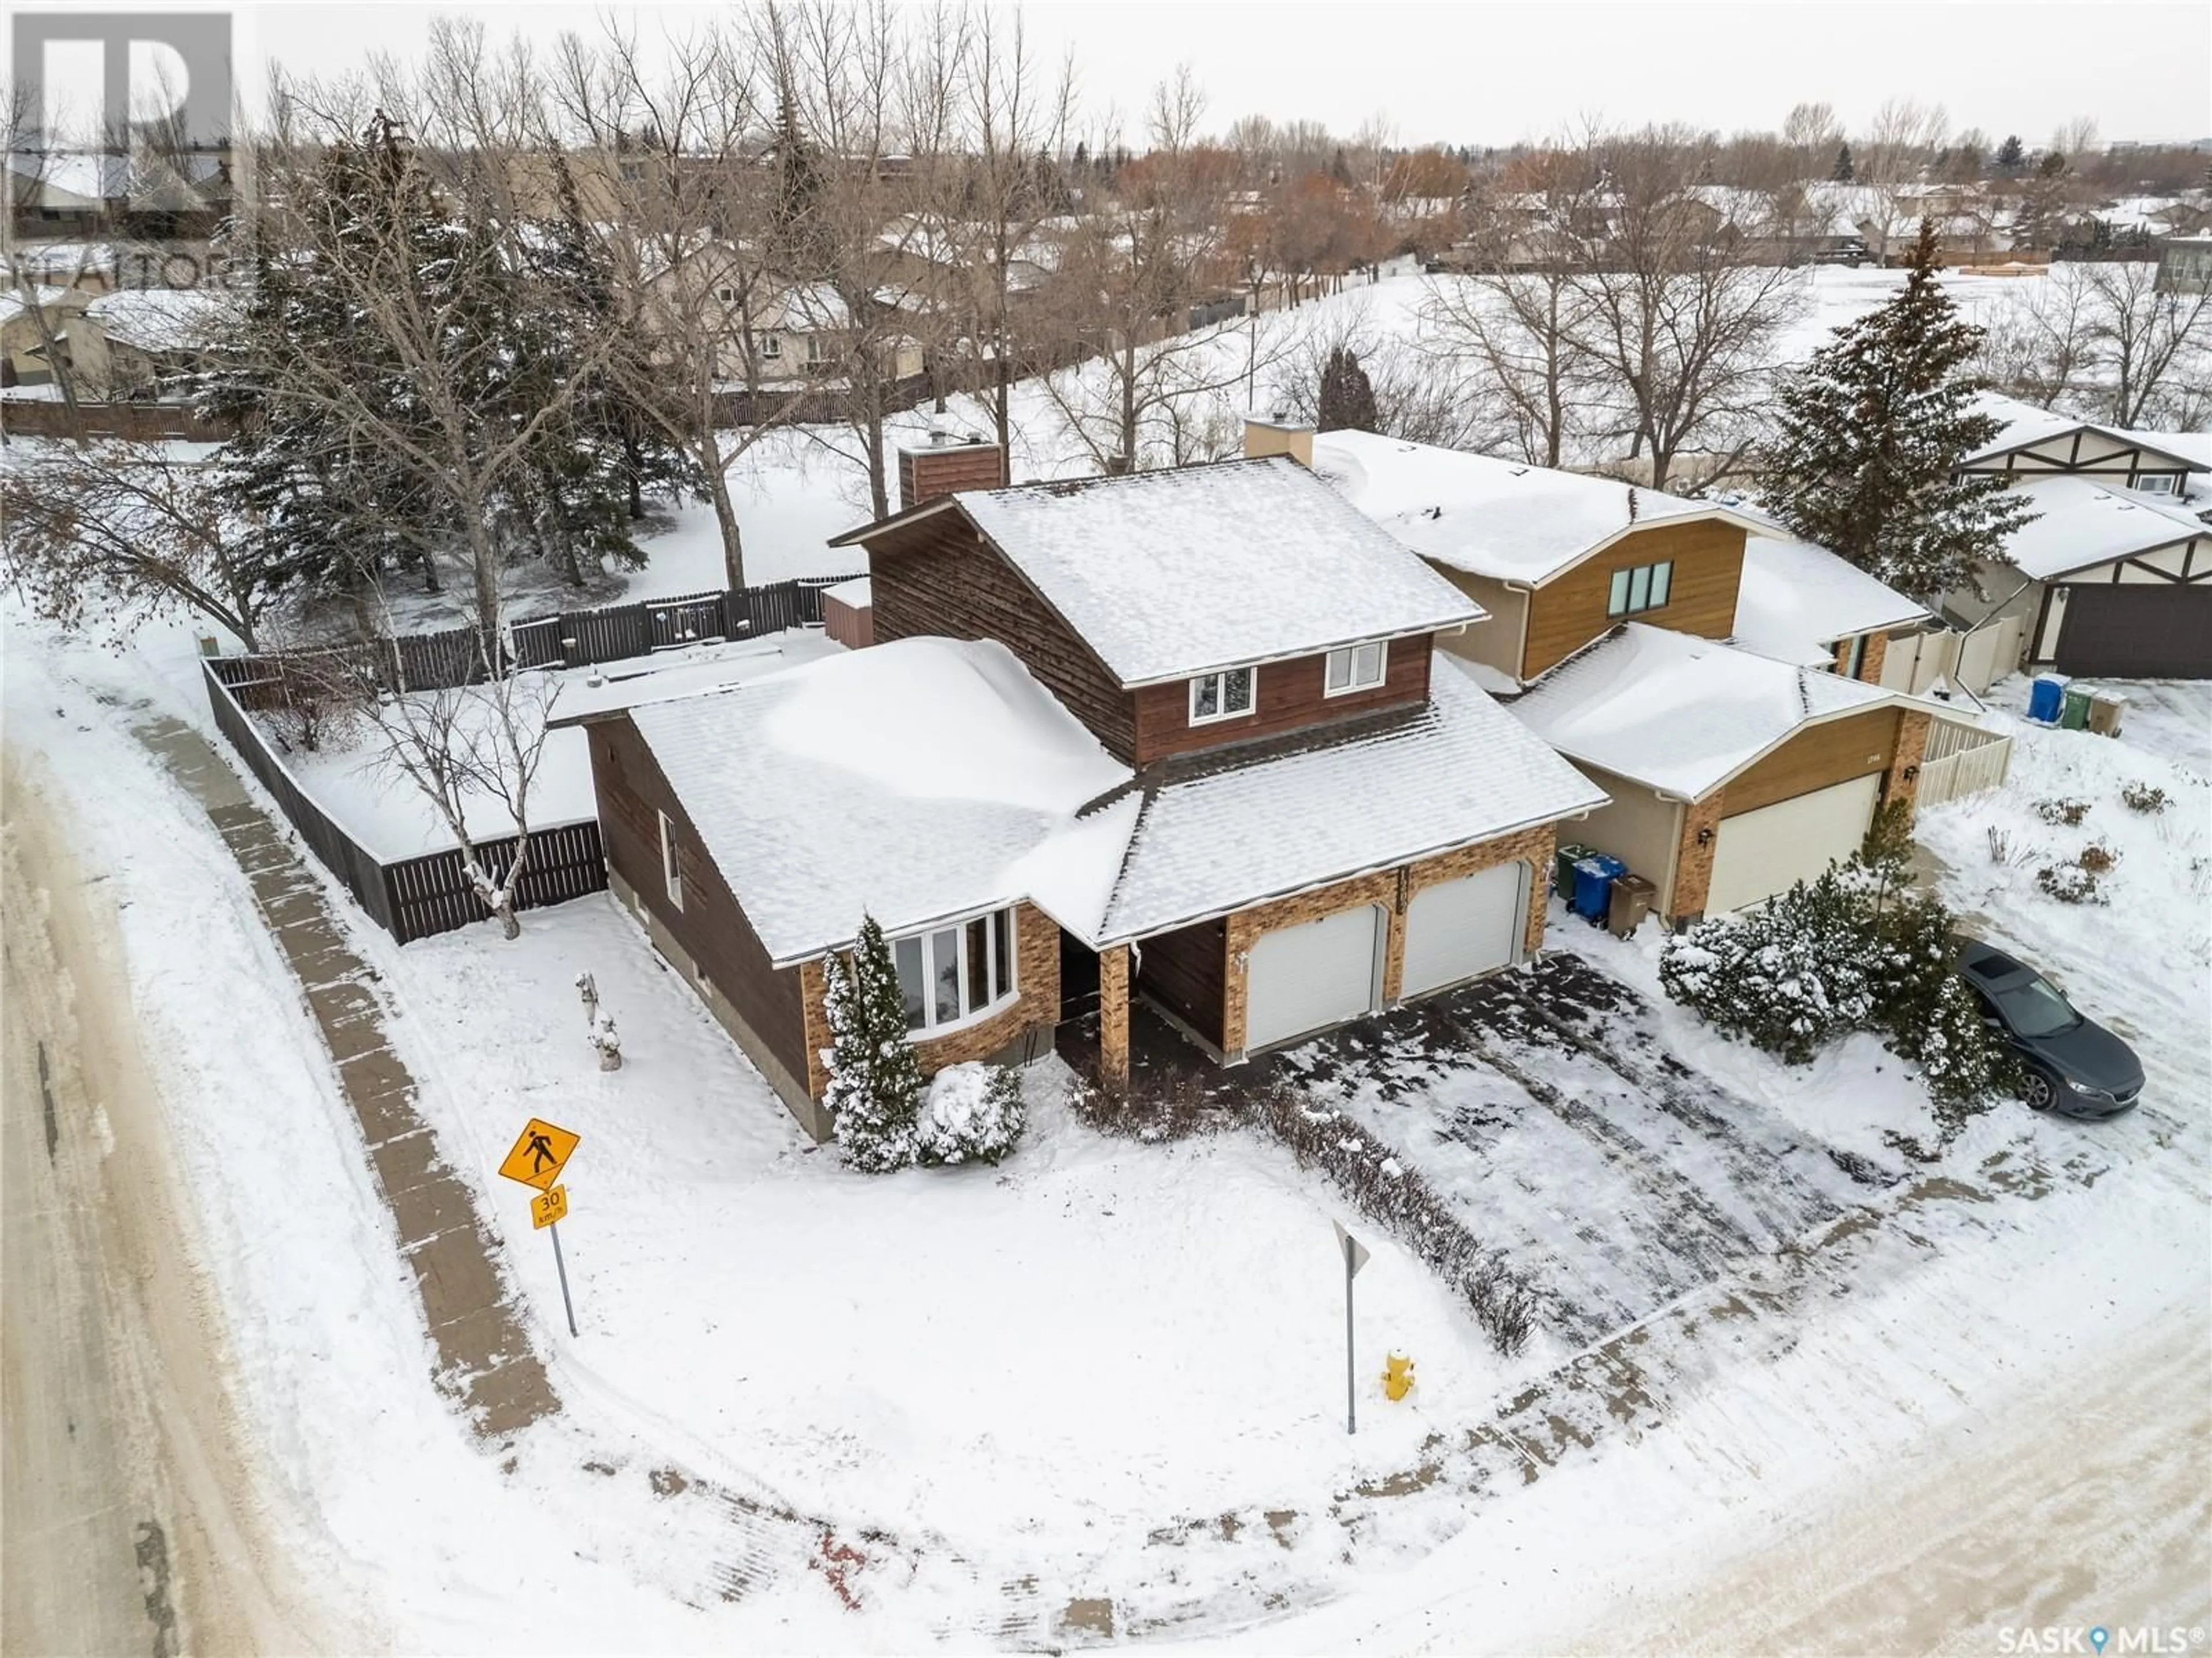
[16,1,2212,151]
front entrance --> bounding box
[1243,903,1385,1053]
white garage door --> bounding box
[1244,904,1383,1053]
[1707,774,1883,915]
[1401,862,1527,998]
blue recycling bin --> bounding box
[2028,675,2066,724]
[1571,853,1627,923]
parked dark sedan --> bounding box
[1956,940,2145,1119]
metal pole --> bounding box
[550,1220,578,1338]
[1344,1238,1356,1436]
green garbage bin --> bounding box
[2061,685,2093,730]
[1555,842,1595,894]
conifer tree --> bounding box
[1994,134,2025,173]
[823,915,926,1174]
[1315,346,1380,433]
[1831,141,1854,182]
[1763,218,2035,601]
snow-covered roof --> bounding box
[1731,532,1927,665]
[0,285,79,323]
[82,286,228,351]
[626,638,1130,964]
[1964,393,2205,473]
[549,631,843,724]
[1088,657,1606,941]
[1511,623,1897,801]
[821,575,872,609]
[1316,430,1763,586]
[944,457,1482,686]
[1996,475,2210,581]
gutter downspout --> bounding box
[1505,579,1536,682]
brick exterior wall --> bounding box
[1671,791,1728,925]
[897,440,1007,511]
[1218,826,1559,1055]
[797,901,1060,1106]
[1099,945,1131,1088]
[1858,631,1888,684]
[1884,708,1933,815]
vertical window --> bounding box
[966,915,991,1008]
[1189,665,1256,724]
[1324,641,1388,695]
[931,926,961,1025]
[1606,559,1675,619]
[1843,633,1868,679]
[658,811,683,909]
[895,935,926,1031]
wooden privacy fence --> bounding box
[1915,717,2014,810]
[202,658,608,944]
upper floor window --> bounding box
[1324,641,1388,696]
[1607,559,1674,619]
[758,331,783,359]
[2130,473,2177,495]
[1189,665,1256,724]
[891,908,1017,1035]
[618,161,645,183]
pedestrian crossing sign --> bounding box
[498,1118,579,1192]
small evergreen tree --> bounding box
[1831,141,1855,182]
[1315,346,1380,433]
[1763,218,2037,600]
[1994,134,2025,173]
[823,916,925,1174]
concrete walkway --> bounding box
[132,713,555,1439]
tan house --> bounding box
[0,284,89,385]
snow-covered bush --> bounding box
[1662,866,2006,1124]
[2033,796,2092,827]
[912,1062,1028,1167]
[2121,781,2168,815]
[1660,871,1876,1063]
[2078,840,2120,874]
[2035,862,2105,905]
[824,916,925,1174]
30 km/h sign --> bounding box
[498,1118,579,1192]
[531,1184,569,1230]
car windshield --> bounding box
[1995,975,2082,1038]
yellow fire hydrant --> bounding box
[1381,1352,1416,1402]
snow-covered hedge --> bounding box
[913,1062,1028,1167]
[1661,867,2007,1128]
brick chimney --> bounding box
[1243,407,1314,468]
[896,424,1008,512]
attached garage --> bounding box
[1707,773,1881,915]
[1400,862,1527,998]
[1244,903,1384,1052]
[2052,584,2212,679]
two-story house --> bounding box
[556,436,1605,1137]
[1945,393,2212,680]
[1314,427,1939,928]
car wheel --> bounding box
[2022,1069,2059,1112]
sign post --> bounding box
[1332,1220,1370,1435]
[501,1118,582,1338]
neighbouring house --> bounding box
[0,284,89,384]
[560,435,1606,1135]
[2157,233,2212,294]
[6,149,229,241]
[60,287,227,397]
[1513,624,1930,927]
[1948,396,2212,678]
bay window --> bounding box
[890,907,1017,1034]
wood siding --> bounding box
[867,514,1139,760]
[588,721,813,1102]
[1129,635,1432,763]
[1523,519,1747,678]
[1135,918,1227,1047]
[1721,708,1901,819]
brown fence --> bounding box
[0,398,240,441]
[202,658,607,944]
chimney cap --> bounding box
[1242,406,1315,434]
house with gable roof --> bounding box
[557,432,1606,1136]
[1312,426,1942,928]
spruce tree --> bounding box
[824,915,925,1174]
[1315,347,1380,433]
[1763,218,2035,601]
[1831,142,1854,182]
[1994,134,2025,173]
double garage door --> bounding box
[1706,774,1881,917]
[1241,863,1526,1053]
[2054,584,2212,679]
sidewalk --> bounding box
[132,712,556,1439]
